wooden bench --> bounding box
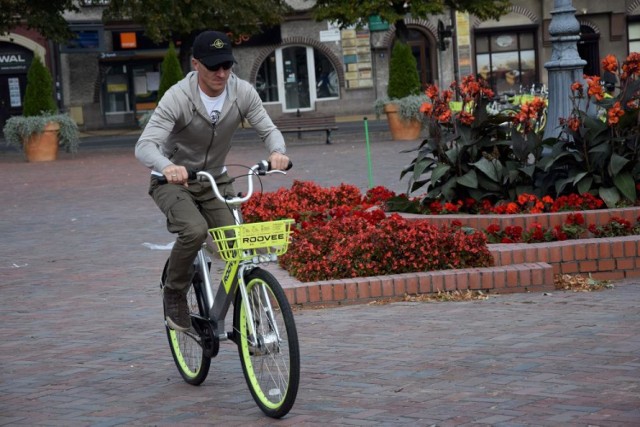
[274,111,338,145]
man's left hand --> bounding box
[268,152,290,171]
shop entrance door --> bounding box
[406,29,435,90]
[280,46,313,112]
[578,26,600,76]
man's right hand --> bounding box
[162,165,189,186]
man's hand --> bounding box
[268,152,290,171]
[162,165,189,186]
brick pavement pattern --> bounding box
[1,137,640,426]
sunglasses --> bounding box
[201,61,233,72]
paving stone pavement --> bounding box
[1,135,639,426]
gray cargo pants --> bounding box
[149,173,236,292]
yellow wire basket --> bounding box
[209,219,294,262]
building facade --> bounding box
[0,0,638,131]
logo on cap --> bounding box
[211,39,225,49]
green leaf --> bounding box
[599,187,621,208]
[572,171,587,186]
[441,177,458,201]
[457,170,478,188]
[589,144,610,154]
[430,163,451,185]
[445,146,460,164]
[576,174,593,194]
[609,153,630,176]
[519,164,536,179]
[613,172,637,202]
[476,174,503,192]
[472,157,500,182]
[412,158,435,182]
[555,176,574,195]
[385,196,422,213]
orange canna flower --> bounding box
[607,101,625,125]
[441,89,453,103]
[425,85,439,100]
[457,111,475,125]
[601,54,618,73]
[584,75,605,101]
[571,81,583,95]
[438,109,452,123]
[420,102,433,116]
[622,52,640,79]
[567,116,581,132]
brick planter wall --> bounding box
[282,207,640,307]
[490,236,640,281]
[402,206,640,281]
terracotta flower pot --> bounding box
[24,121,60,162]
[383,103,422,140]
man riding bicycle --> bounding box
[135,30,290,332]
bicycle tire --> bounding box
[162,259,211,385]
[233,268,300,418]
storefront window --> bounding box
[475,30,537,94]
[105,65,130,115]
[314,50,338,99]
[255,47,338,109]
[61,26,104,53]
[629,22,640,53]
[132,64,160,110]
[256,53,279,103]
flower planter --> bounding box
[383,103,422,140]
[24,121,60,162]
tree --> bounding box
[103,0,291,72]
[388,42,421,99]
[158,42,183,102]
[23,55,57,117]
[0,0,78,42]
[312,0,510,41]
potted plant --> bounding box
[374,41,426,140]
[2,55,79,162]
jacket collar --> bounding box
[180,71,238,120]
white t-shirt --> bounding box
[199,87,226,126]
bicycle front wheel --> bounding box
[162,259,211,385]
[233,268,300,418]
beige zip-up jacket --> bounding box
[135,72,285,177]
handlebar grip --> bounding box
[155,170,198,185]
[258,160,293,174]
[267,160,293,171]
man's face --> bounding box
[192,59,232,97]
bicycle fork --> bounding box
[195,246,283,352]
[236,264,283,355]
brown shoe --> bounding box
[163,287,191,332]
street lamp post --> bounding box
[543,0,586,140]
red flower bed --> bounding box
[388,191,608,215]
[243,181,493,282]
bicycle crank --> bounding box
[192,316,219,358]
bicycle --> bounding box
[158,160,300,418]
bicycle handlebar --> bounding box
[156,160,292,205]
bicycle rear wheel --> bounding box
[162,259,211,385]
[233,268,300,418]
